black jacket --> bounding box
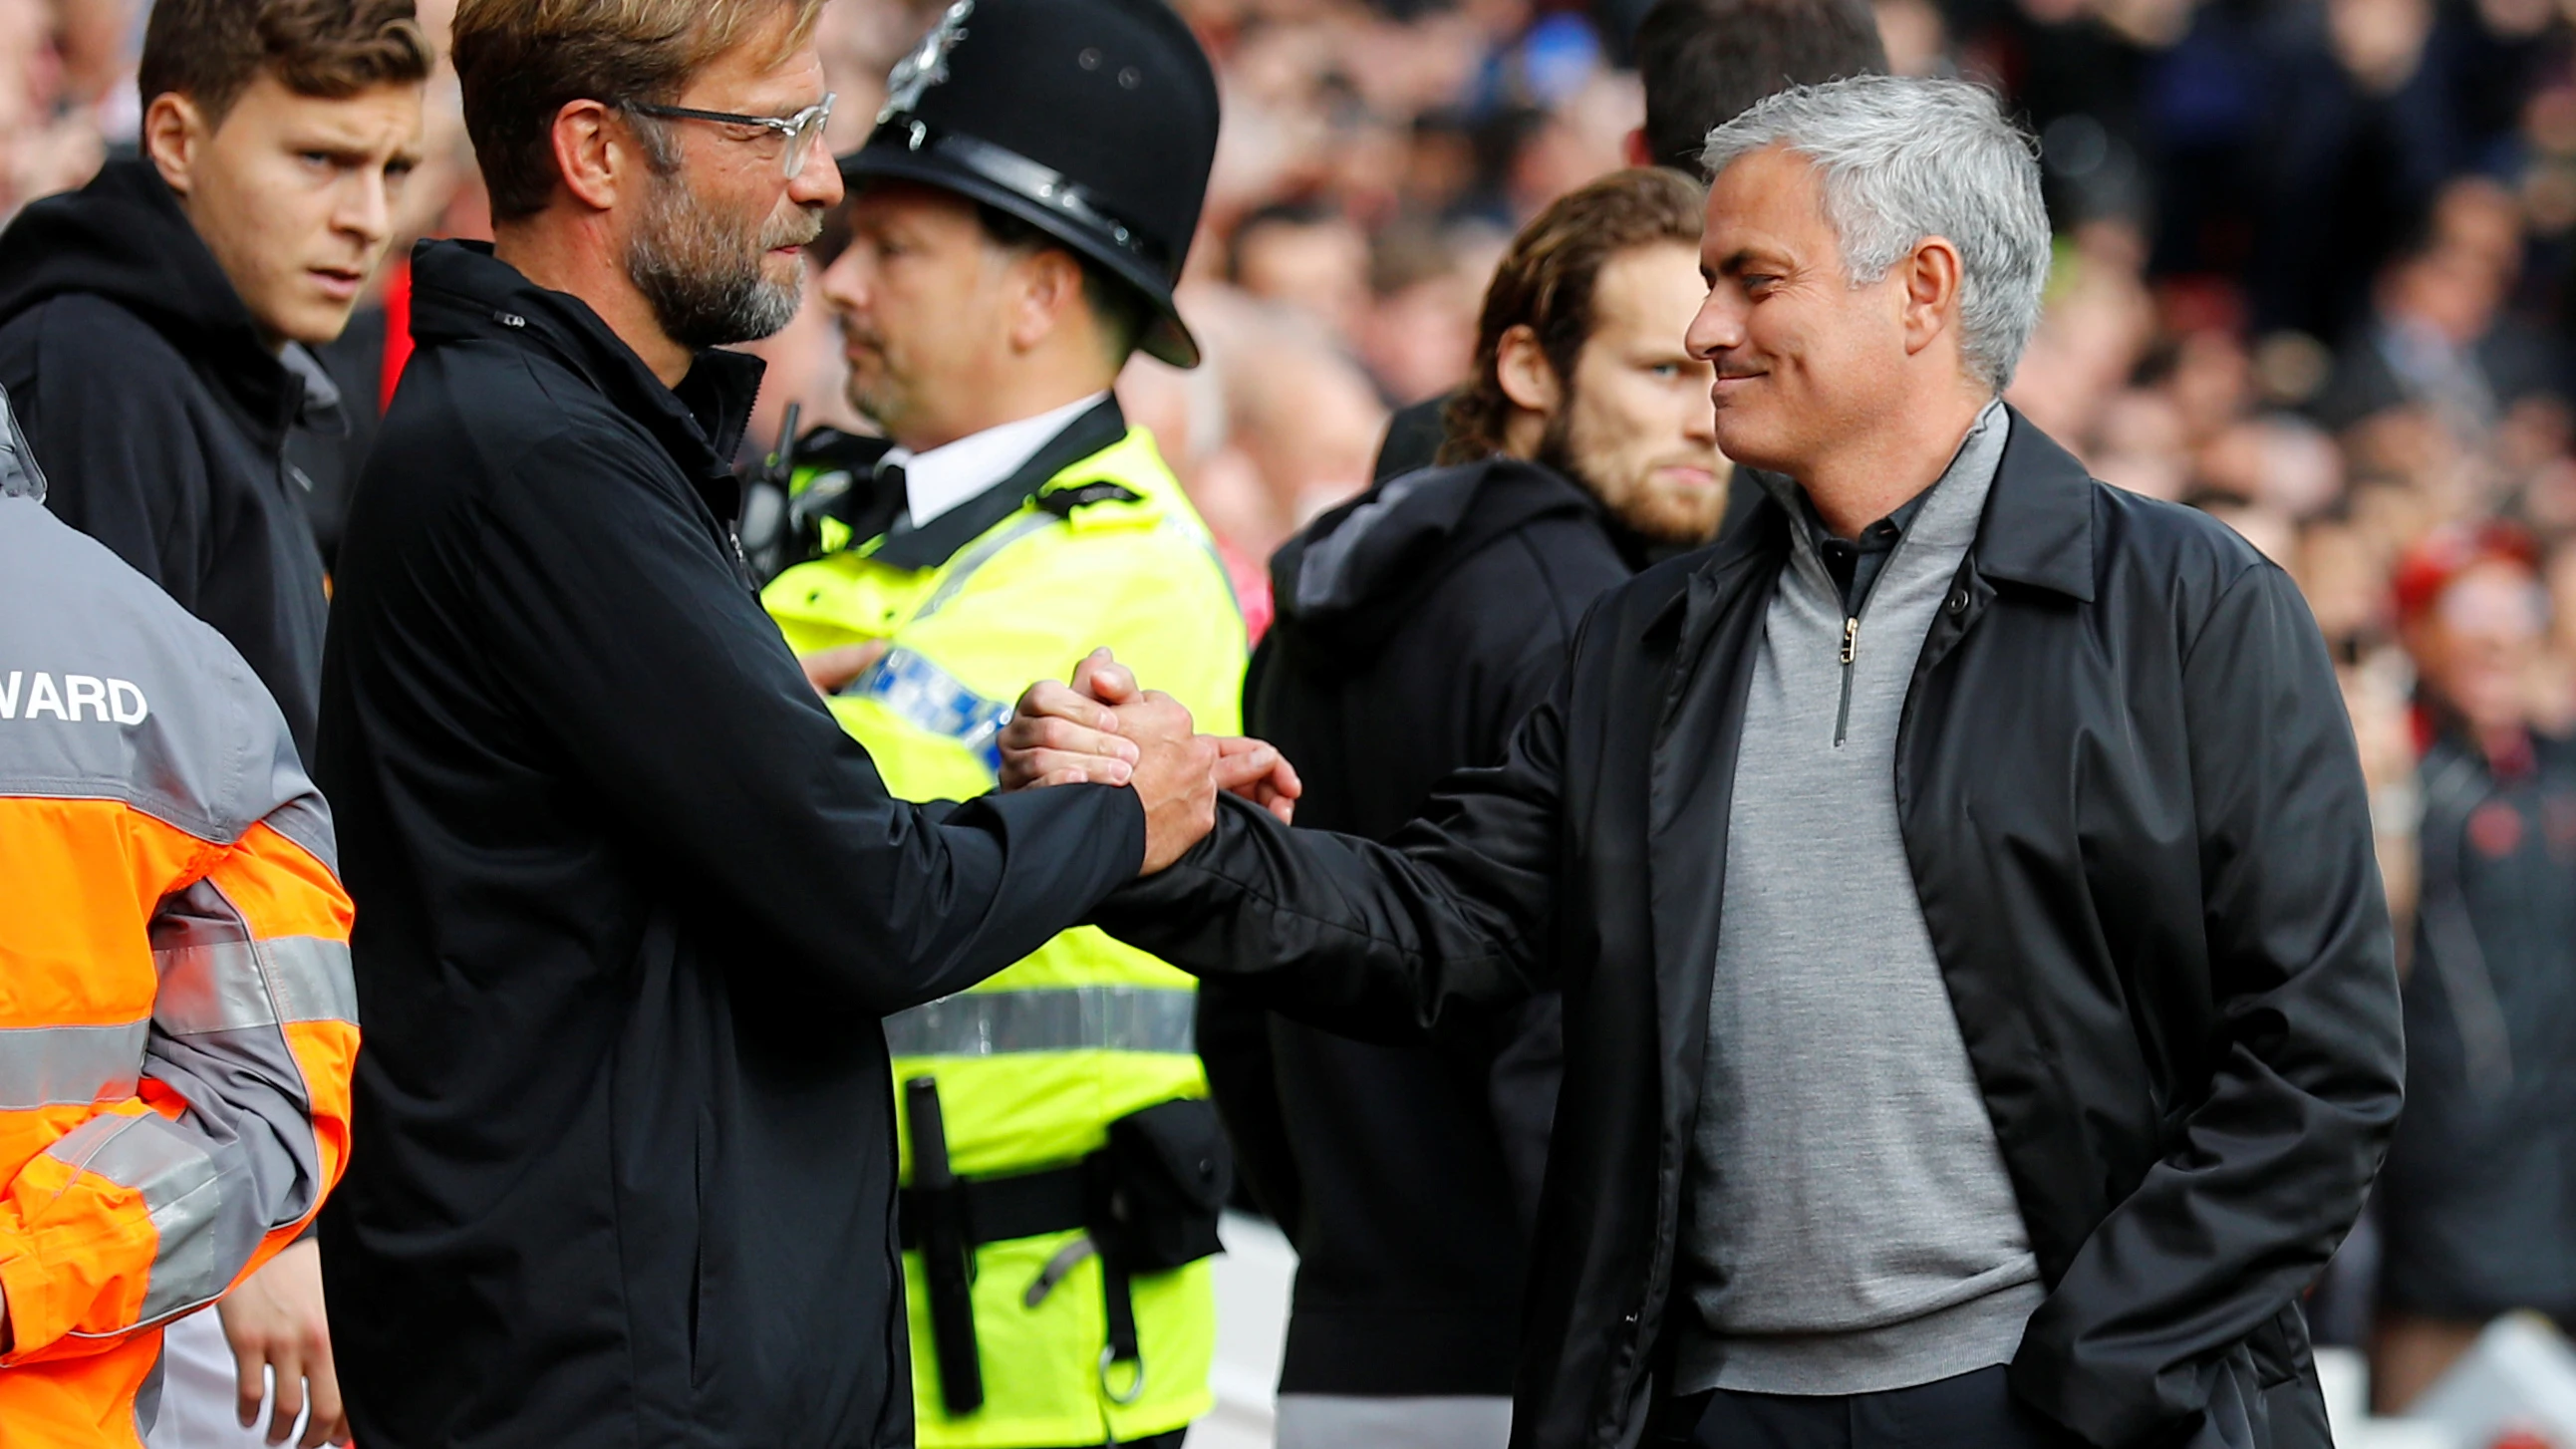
[2377,725,2576,1321]
[1212,458,1633,1395]
[0,157,332,756]
[1099,412,2404,1449]
[315,241,1148,1449]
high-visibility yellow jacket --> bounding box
[0,491,357,1448]
[764,405,1242,1449]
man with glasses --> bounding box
[313,3,1232,1447]
[752,3,1240,1447]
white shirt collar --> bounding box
[884,392,1112,529]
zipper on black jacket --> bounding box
[1835,614,1859,746]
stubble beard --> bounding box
[1538,403,1727,547]
[626,167,820,351]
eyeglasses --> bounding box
[620,93,836,178]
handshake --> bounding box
[999,648,1302,874]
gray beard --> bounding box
[625,170,806,351]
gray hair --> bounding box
[1700,75,2051,390]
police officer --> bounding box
[757,3,1237,1446]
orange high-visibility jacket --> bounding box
[0,429,357,1447]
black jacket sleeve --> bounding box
[1095,665,1570,1033]
[470,428,1148,1016]
[2013,562,2405,1446]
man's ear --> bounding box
[1496,323,1563,415]
[1007,246,1087,354]
[1899,234,1967,359]
[549,99,632,213]
[143,92,209,197]
[1623,126,1655,169]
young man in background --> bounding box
[0,4,429,1444]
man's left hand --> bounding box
[217,1238,348,1447]
[1214,734,1299,824]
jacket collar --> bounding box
[407,240,764,501]
[1972,405,2097,603]
[1648,404,2098,641]
[862,396,1129,570]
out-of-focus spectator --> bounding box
[0,0,106,216]
[1356,215,1500,404]
[1219,311,1389,548]
[1874,0,1951,78]
[1632,0,1886,170]
[2374,522,2576,1409]
[2318,225,2567,452]
[1231,199,1374,343]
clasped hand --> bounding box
[1000,649,1300,874]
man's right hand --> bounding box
[1003,650,1223,873]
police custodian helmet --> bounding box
[843,0,1221,369]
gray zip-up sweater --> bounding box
[1676,401,2045,1397]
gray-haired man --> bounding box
[1006,76,2403,1449]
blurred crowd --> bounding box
[17,0,2576,684]
[10,0,2576,1416]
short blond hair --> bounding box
[452,0,824,220]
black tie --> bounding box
[875,457,914,536]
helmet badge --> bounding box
[878,0,974,126]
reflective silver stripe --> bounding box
[153,936,358,1036]
[884,986,1196,1058]
[1160,516,1245,627]
[912,512,1062,622]
[266,937,358,1026]
[0,1018,148,1109]
[46,1112,224,1319]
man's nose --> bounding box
[789,139,844,211]
[339,170,395,250]
[1684,292,1741,360]
[818,244,868,316]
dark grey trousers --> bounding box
[1655,1366,2085,1449]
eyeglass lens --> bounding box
[783,95,835,177]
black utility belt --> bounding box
[898,1090,1234,1416]
[897,1161,1088,1251]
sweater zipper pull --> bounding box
[1835,615,1859,747]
